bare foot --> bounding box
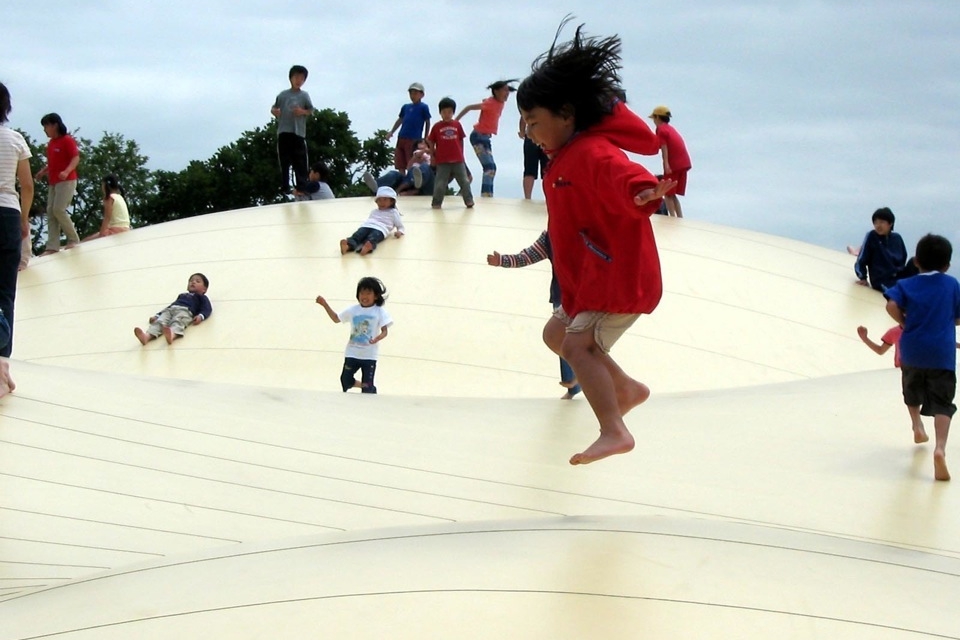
[570,427,635,465]
[339,239,349,255]
[846,245,860,256]
[617,381,651,417]
[134,327,151,345]
[39,249,59,256]
[162,326,175,345]
[359,241,374,255]
[913,427,929,444]
[561,391,575,400]
[559,379,578,389]
[934,450,950,481]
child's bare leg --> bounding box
[561,330,635,465]
[0,358,14,399]
[134,327,154,346]
[933,414,951,481]
[907,405,928,443]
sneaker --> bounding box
[412,165,423,189]
[362,172,378,194]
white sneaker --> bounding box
[363,172,378,194]
[412,165,423,189]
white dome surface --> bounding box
[1,197,957,639]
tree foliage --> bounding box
[21,108,392,252]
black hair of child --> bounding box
[356,276,387,306]
[438,97,457,112]
[914,234,952,272]
[487,79,519,94]
[872,207,895,228]
[191,272,210,289]
[102,174,125,198]
[289,65,309,79]
[516,17,624,133]
[310,161,331,182]
[0,82,11,123]
[40,112,68,136]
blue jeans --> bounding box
[469,131,496,196]
[341,357,377,393]
[0,207,20,358]
[345,227,386,252]
[378,165,434,195]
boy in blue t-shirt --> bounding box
[386,83,431,171]
[884,234,960,481]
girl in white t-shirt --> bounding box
[83,174,131,241]
[315,277,393,394]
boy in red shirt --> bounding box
[427,97,474,209]
[649,105,691,218]
[518,22,674,465]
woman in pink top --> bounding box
[456,79,517,197]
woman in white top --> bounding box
[83,174,131,241]
[0,81,35,397]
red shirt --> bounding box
[655,122,691,172]
[544,102,663,317]
[882,325,903,368]
[46,134,79,184]
[428,119,466,164]
[474,97,505,135]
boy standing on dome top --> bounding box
[649,105,691,218]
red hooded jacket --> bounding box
[544,102,663,317]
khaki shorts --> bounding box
[552,308,639,353]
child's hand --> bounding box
[394,231,404,238]
[149,316,158,323]
[856,326,868,340]
[486,251,501,266]
[315,295,327,306]
[634,180,677,206]
[192,316,203,325]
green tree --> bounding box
[138,108,392,223]
[73,132,153,236]
[22,130,153,249]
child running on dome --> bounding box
[315,277,393,394]
[457,79,518,197]
[517,19,674,465]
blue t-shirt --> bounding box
[397,102,431,140]
[884,272,960,370]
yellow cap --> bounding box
[649,105,671,118]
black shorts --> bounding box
[901,366,957,418]
[522,138,547,178]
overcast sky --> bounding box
[5,1,958,267]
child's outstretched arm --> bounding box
[856,326,891,356]
[634,179,677,208]
[487,231,550,268]
[455,104,482,120]
[315,296,341,323]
